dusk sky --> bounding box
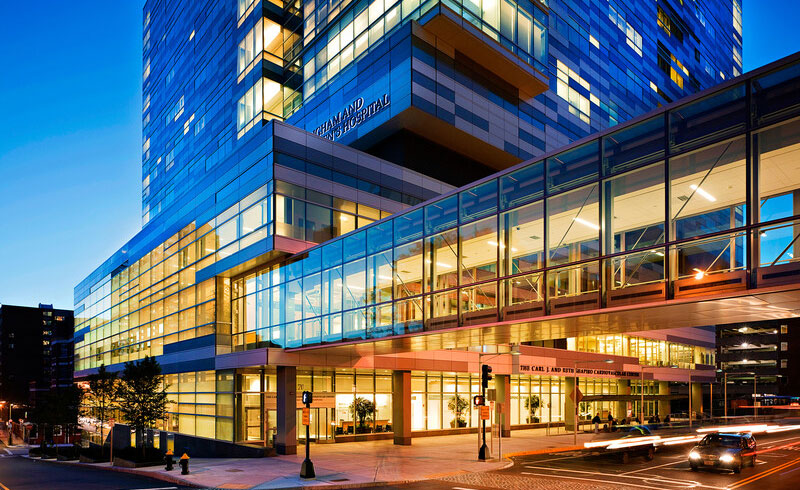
[0,1,798,310]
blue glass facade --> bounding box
[75,0,750,446]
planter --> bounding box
[450,420,467,428]
[113,456,163,468]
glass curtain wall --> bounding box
[232,59,800,350]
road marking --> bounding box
[452,487,479,490]
[0,481,10,490]
[521,471,677,490]
[621,459,683,475]
[781,465,800,476]
[128,487,177,490]
[729,456,800,489]
[522,466,727,489]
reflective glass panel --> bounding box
[670,137,746,240]
[605,162,666,254]
[501,201,543,275]
[460,217,497,285]
[547,184,600,266]
[426,229,458,291]
[757,118,800,222]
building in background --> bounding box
[74,0,752,454]
[715,319,800,415]
[0,304,74,414]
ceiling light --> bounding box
[693,268,705,280]
[573,217,600,230]
[487,240,505,249]
[739,327,748,333]
[690,184,716,202]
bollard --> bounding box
[179,453,190,475]
[164,450,174,471]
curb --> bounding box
[503,445,584,458]
[24,449,515,490]
[23,456,205,488]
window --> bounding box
[238,18,292,76]
[670,137,746,240]
[781,342,788,351]
[237,78,285,136]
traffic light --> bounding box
[481,364,492,389]
[473,395,485,406]
[302,391,313,405]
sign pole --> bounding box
[300,391,315,479]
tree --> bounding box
[447,395,468,427]
[84,364,117,447]
[116,356,169,457]
[33,385,83,443]
[349,397,375,433]
[524,395,540,423]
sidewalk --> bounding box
[72,428,595,489]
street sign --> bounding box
[301,407,310,426]
[487,389,496,401]
[480,405,491,420]
[570,387,583,404]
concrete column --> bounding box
[392,370,412,445]
[691,382,704,418]
[658,382,671,419]
[276,366,297,455]
[495,375,511,437]
[565,377,576,431]
[616,379,629,422]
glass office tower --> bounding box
[76,0,751,452]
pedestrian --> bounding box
[592,413,601,433]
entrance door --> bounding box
[245,406,262,441]
[297,408,333,443]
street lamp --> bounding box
[638,365,677,425]
[573,359,613,445]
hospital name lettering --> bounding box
[313,94,390,141]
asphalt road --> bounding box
[0,452,194,490]
[376,431,800,490]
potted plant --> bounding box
[349,397,376,434]
[524,395,540,424]
[448,394,468,428]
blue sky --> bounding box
[0,1,798,310]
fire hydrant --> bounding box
[179,453,190,475]
[164,450,174,471]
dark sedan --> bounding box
[688,433,757,473]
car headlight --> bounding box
[719,454,735,464]
[689,451,701,460]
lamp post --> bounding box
[573,359,613,445]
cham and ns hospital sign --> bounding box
[313,94,390,141]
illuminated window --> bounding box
[555,60,591,124]
[237,78,285,137]
[609,3,642,56]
